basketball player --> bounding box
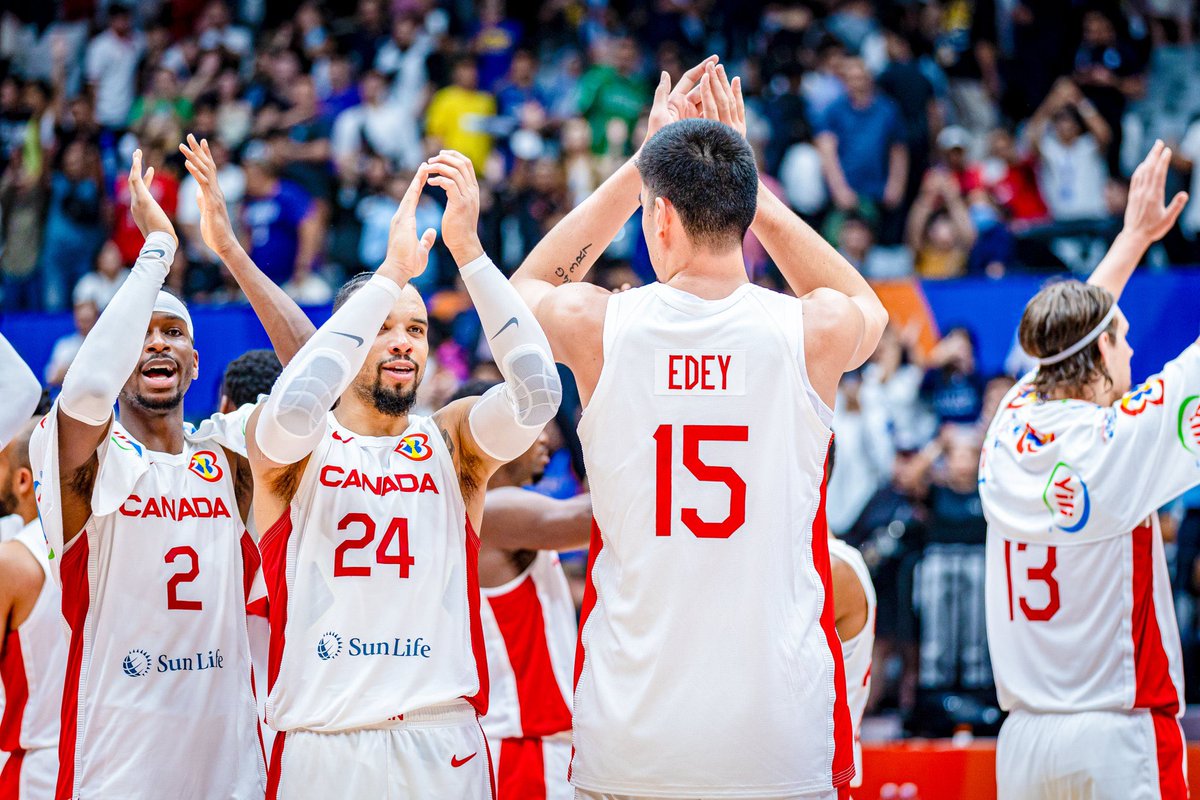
[445,380,591,800]
[29,146,314,800]
[980,141,1195,800]
[220,350,283,414]
[510,58,887,798]
[0,419,66,799]
[243,155,560,798]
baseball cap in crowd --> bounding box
[936,125,972,152]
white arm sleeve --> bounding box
[58,232,175,426]
[460,254,562,461]
[0,333,40,448]
[256,274,403,465]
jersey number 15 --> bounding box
[653,424,748,539]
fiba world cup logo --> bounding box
[188,450,224,482]
[123,649,152,678]
[317,632,343,661]
[395,433,433,461]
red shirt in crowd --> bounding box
[963,158,1049,224]
[112,170,180,264]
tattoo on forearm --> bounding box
[554,243,593,284]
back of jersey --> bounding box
[573,283,855,796]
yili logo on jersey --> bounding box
[121,647,225,677]
[1178,395,1200,453]
[395,433,433,461]
[1006,384,1037,409]
[1119,378,1165,416]
[317,631,343,661]
[123,649,152,677]
[111,431,143,456]
[314,631,432,661]
[1016,423,1056,454]
[188,450,224,482]
[1042,462,1091,533]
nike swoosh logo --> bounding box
[333,331,364,347]
[142,248,166,258]
[490,317,519,340]
[450,752,477,768]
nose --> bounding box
[145,329,171,353]
[386,330,414,356]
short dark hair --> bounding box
[637,119,758,252]
[449,379,500,405]
[221,349,283,407]
[333,272,376,313]
[1018,280,1117,398]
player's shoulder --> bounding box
[0,537,43,599]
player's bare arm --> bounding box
[690,62,888,383]
[830,552,868,642]
[246,165,439,531]
[0,540,42,648]
[1087,140,1188,303]
[424,150,562,530]
[510,56,716,398]
[0,334,40,451]
[54,150,180,544]
[180,133,318,512]
[481,488,592,553]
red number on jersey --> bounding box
[1004,540,1061,622]
[653,424,749,539]
[165,546,203,611]
[333,513,415,578]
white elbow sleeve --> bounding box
[257,348,351,465]
[468,357,562,462]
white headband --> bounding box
[1036,303,1118,366]
[153,291,194,340]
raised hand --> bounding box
[689,61,746,139]
[643,55,719,145]
[128,149,178,245]
[180,133,237,257]
[379,164,437,285]
[1123,140,1188,245]
[427,150,484,265]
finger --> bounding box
[129,149,143,186]
[1165,191,1189,224]
[419,228,437,252]
[698,73,719,121]
[183,159,210,185]
[426,175,462,200]
[431,154,475,194]
[653,70,669,107]
[427,162,469,198]
[710,64,733,123]
[715,63,734,102]
[179,142,195,161]
[669,54,719,101]
[143,165,155,191]
[187,132,200,154]
[732,76,745,127]
[200,137,214,165]
[399,163,431,215]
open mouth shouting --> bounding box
[380,358,418,385]
[140,357,180,390]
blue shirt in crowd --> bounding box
[819,93,904,201]
[242,180,312,284]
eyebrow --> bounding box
[411,317,429,326]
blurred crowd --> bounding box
[5,0,1200,736]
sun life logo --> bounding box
[188,450,224,482]
[123,648,152,677]
[395,433,433,461]
[1119,378,1166,416]
[1042,462,1091,534]
[317,631,343,661]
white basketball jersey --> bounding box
[480,549,574,742]
[0,520,66,755]
[260,414,487,732]
[572,283,856,796]
[828,537,876,789]
[981,344,1200,716]
[30,408,265,800]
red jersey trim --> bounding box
[0,629,29,753]
[486,573,572,738]
[462,517,490,716]
[259,509,294,695]
[497,736,548,800]
[813,440,856,788]
[56,533,91,800]
[568,519,604,782]
[0,747,25,795]
[1152,709,1187,799]
[1131,522,1178,713]
[265,729,286,800]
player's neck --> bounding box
[333,394,413,438]
[660,249,749,301]
[117,401,187,454]
[1047,376,1113,406]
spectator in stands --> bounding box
[320,54,361,120]
[829,371,895,535]
[577,36,647,154]
[72,240,128,311]
[239,140,321,293]
[817,56,908,238]
[424,57,497,171]
[275,75,334,211]
[333,69,422,181]
[213,68,253,149]
[44,298,97,386]
[964,128,1049,229]
[111,147,180,266]
[1072,8,1146,172]
[194,1,253,70]
[861,324,938,450]
[920,327,984,425]
[356,169,443,291]
[1025,78,1111,224]
[1176,115,1200,258]
[85,3,143,130]
[930,126,973,191]
[375,15,433,108]
[907,169,976,279]
[38,139,106,311]
[177,137,244,296]
[0,146,44,310]
[127,67,194,135]
[877,27,936,194]
[471,0,522,93]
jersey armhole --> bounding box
[577,291,626,438]
[755,290,834,429]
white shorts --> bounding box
[997,708,1187,800]
[574,790,841,800]
[489,736,572,800]
[0,746,57,799]
[267,702,493,800]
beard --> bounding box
[129,389,185,412]
[357,363,421,417]
[0,486,17,518]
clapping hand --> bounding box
[128,149,178,246]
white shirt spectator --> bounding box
[44,332,83,386]
[73,269,129,310]
[828,383,895,534]
[1037,132,1109,221]
[860,361,938,450]
[332,100,422,172]
[374,32,432,108]
[85,29,145,127]
[1179,118,1200,238]
[177,164,246,263]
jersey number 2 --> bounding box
[653,424,748,539]
[165,546,202,611]
[1004,541,1060,622]
[333,513,415,578]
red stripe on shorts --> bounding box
[1152,710,1186,800]
[55,534,90,800]
[497,737,547,800]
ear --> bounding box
[15,466,33,495]
[192,350,200,380]
[654,196,670,241]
